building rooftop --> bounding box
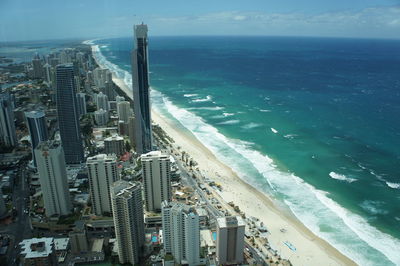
[20,238,54,259]
[86,153,117,163]
[36,139,60,151]
[112,180,141,199]
[141,150,169,160]
[104,134,124,141]
[217,216,246,228]
[53,238,69,251]
[25,110,45,118]
[91,238,104,253]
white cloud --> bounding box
[146,6,400,38]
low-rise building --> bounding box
[20,238,57,266]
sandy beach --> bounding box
[94,50,356,265]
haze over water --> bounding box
[92,36,400,265]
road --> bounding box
[0,163,32,265]
[160,143,267,265]
[166,149,222,219]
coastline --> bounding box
[88,42,356,265]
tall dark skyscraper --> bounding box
[56,64,84,164]
[25,110,48,167]
[131,24,152,155]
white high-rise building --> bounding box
[141,151,171,212]
[216,216,246,265]
[162,201,202,265]
[117,101,131,123]
[35,140,72,217]
[43,63,52,85]
[93,68,110,89]
[115,96,125,103]
[87,154,119,216]
[94,109,108,126]
[111,180,145,265]
[95,92,109,111]
[76,93,87,117]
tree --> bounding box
[125,141,131,152]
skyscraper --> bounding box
[32,54,44,79]
[216,216,246,265]
[141,151,171,212]
[111,180,145,265]
[0,92,17,148]
[95,92,109,111]
[128,116,135,147]
[25,110,48,167]
[161,201,202,265]
[43,63,52,85]
[117,101,132,123]
[76,93,87,118]
[94,109,108,126]
[131,23,152,154]
[87,154,119,216]
[56,64,84,164]
[35,140,72,217]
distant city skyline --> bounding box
[0,0,399,42]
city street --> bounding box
[0,164,32,265]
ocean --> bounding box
[93,36,399,265]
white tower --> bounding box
[117,101,132,123]
[162,201,201,265]
[141,151,171,212]
[87,154,119,216]
[35,140,72,217]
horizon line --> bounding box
[1,34,400,44]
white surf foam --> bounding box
[218,120,240,125]
[260,109,272,112]
[87,40,400,266]
[283,134,298,139]
[189,106,224,111]
[329,172,358,183]
[222,112,234,117]
[192,95,212,102]
[386,182,400,189]
[360,200,389,215]
[152,91,400,266]
[241,122,262,130]
[184,93,198,97]
[210,115,226,119]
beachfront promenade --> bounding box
[153,130,291,265]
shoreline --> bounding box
[89,43,356,265]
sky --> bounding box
[0,0,399,42]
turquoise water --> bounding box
[91,36,400,265]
